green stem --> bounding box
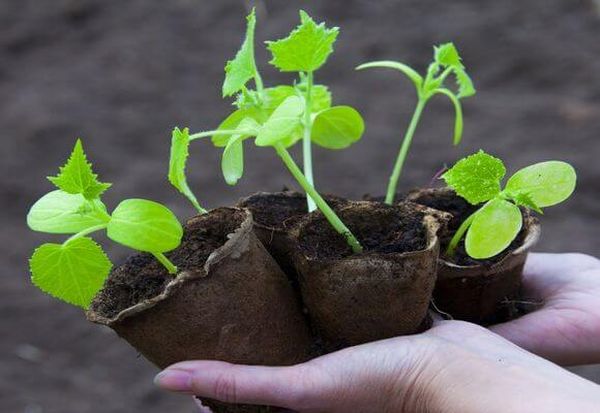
[302,71,316,212]
[152,252,178,275]
[385,97,428,204]
[436,66,453,84]
[189,129,254,141]
[254,71,264,95]
[445,209,478,257]
[275,143,363,253]
[64,224,109,245]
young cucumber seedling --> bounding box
[27,140,183,309]
[357,43,476,204]
[442,150,576,259]
[169,9,364,252]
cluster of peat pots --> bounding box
[88,188,537,413]
[26,9,577,413]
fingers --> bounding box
[155,360,321,409]
[521,253,600,298]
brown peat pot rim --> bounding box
[440,214,541,272]
[86,207,253,326]
[296,201,448,264]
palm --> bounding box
[491,252,600,365]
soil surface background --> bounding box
[1,1,599,412]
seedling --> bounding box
[442,150,576,259]
[27,140,183,309]
[357,43,476,204]
[169,9,364,252]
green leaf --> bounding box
[442,150,506,204]
[168,127,204,212]
[311,106,365,149]
[255,96,305,147]
[223,8,258,97]
[262,86,297,113]
[48,139,111,200]
[222,134,244,186]
[220,118,259,185]
[510,192,543,214]
[465,199,523,259]
[30,237,112,309]
[435,88,464,145]
[309,85,332,113]
[355,61,423,90]
[266,10,339,72]
[454,66,476,98]
[434,43,462,68]
[505,161,576,208]
[212,108,264,147]
[107,199,183,253]
[27,190,109,234]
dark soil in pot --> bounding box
[291,201,443,351]
[87,207,312,413]
[407,187,541,324]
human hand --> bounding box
[491,252,600,366]
[155,320,600,412]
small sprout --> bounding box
[28,140,183,309]
[168,10,364,253]
[357,42,476,204]
[266,10,351,211]
[442,150,576,259]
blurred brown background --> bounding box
[1,0,599,411]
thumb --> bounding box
[155,360,323,409]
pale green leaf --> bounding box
[510,192,543,214]
[266,10,339,72]
[435,88,464,145]
[262,86,296,113]
[168,127,204,212]
[47,139,111,200]
[465,199,523,259]
[220,118,259,185]
[107,199,183,253]
[223,8,258,97]
[27,190,109,234]
[442,150,506,204]
[505,161,576,208]
[311,106,364,149]
[222,134,244,186]
[255,96,305,147]
[212,108,264,147]
[311,85,332,112]
[30,237,112,309]
[355,61,423,90]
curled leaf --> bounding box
[168,127,205,213]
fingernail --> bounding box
[154,369,192,392]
